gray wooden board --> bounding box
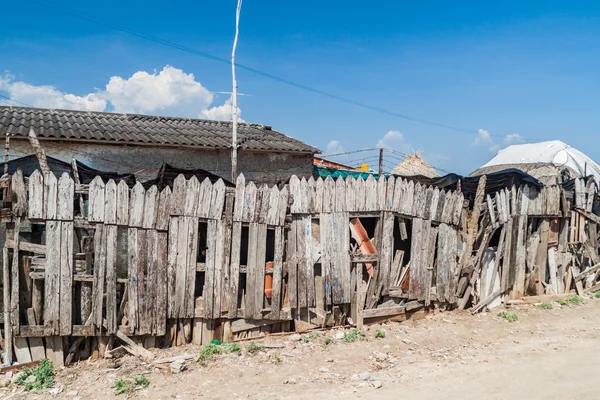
[93,225,107,333]
[245,222,259,318]
[129,183,145,227]
[116,180,130,226]
[135,229,148,334]
[287,219,298,309]
[228,221,242,318]
[155,186,172,231]
[185,218,199,318]
[269,227,284,320]
[104,180,117,225]
[105,225,118,334]
[166,218,178,318]
[155,231,168,336]
[59,221,73,335]
[379,212,395,295]
[88,176,105,223]
[212,219,225,319]
[28,170,44,220]
[142,186,158,229]
[303,216,316,307]
[184,177,200,217]
[174,217,189,318]
[409,218,423,299]
[144,230,158,334]
[43,220,60,335]
[127,227,139,331]
[296,217,308,308]
[254,224,268,319]
[170,174,187,216]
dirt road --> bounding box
[8,299,600,399]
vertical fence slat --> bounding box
[127,227,138,331]
[116,180,130,225]
[142,186,158,229]
[28,170,44,219]
[129,183,145,227]
[59,221,73,335]
[42,171,55,220]
[155,186,171,231]
[155,231,168,336]
[93,225,107,333]
[44,220,60,335]
[88,176,105,223]
[105,224,118,334]
[166,218,179,318]
[104,180,117,225]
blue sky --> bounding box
[1,0,600,174]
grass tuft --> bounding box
[343,329,366,343]
[15,359,55,391]
[375,329,386,339]
[247,342,263,354]
[498,311,518,323]
[537,302,553,310]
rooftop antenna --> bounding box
[231,0,243,182]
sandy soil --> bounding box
[4,298,600,400]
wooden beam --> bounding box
[363,306,406,319]
[5,239,46,255]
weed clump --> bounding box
[114,375,149,395]
[16,359,55,391]
[498,311,518,323]
[375,329,386,339]
[247,342,263,354]
[343,329,366,343]
[537,302,553,310]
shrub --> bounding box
[247,342,262,354]
[375,329,386,339]
[16,359,55,391]
[343,329,365,343]
[498,311,518,323]
[537,302,553,310]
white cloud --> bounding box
[0,73,106,111]
[504,133,525,145]
[376,130,412,154]
[201,96,244,122]
[472,128,500,152]
[325,140,344,155]
[0,66,243,120]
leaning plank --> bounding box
[114,329,153,363]
[59,221,74,335]
[363,306,406,319]
[199,177,214,219]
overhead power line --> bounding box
[0,94,33,108]
[25,0,518,139]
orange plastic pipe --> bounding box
[349,218,376,276]
[264,261,274,298]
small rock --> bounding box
[335,332,345,340]
[283,378,297,385]
[406,351,413,356]
[358,372,371,380]
[66,390,79,397]
[372,380,383,389]
[373,352,387,362]
[319,367,330,373]
[24,374,37,384]
[289,334,302,341]
[48,385,64,395]
[170,359,187,373]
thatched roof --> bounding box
[392,153,439,178]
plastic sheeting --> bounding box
[480,141,600,184]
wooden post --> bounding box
[71,158,85,217]
[3,247,12,366]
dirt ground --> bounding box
[4,298,600,400]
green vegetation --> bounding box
[594,290,600,299]
[323,337,333,346]
[114,374,150,395]
[16,359,55,391]
[557,295,582,306]
[498,311,518,323]
[375,329,386,339]
[247,342,263,354]
[537,302,553,310]
[343,329,366,343]
[198,342,242,365]
[272,353,281,363]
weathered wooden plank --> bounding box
[142,230,157,334]
[266,185,280,226]
[232,174,246,222]
[404,181,415,216]
[155,186,171,231]
[344,176,355,212]
[303,216,316,307]
[228,221,242,318]
[269,226,284,320]
[340,212,351,304]
[365,175,377,211]
[306,177,316,214]
[453,193,464,226]
[28,170,45,220]
[277,185,289,226]
[379,212,395,295]
[155,231,168,336]
[43,173,57,221]
[103,180,117,225]
[244,222,259,318]
[59,221,73,335]
[116,180,130,226]
[413,183,425,218]
[88,176,105,223]
[314,177,324,214]
[586,179,595,212]
[210,179,226,220]
[441,189,453,224]
[93,225,107,333]
[355,177,366,212]
[322,176,334,213]
[423,224,438,305]
[257,185,271,224]
[243,181,257,222]
[218,191,234,317]
[142,185,158,229]
[384,176,395,210]
[512,216,527,298]
[127,228,139,330]
[44,220,60,335]
[11,169,27,216]
[57,173,75,221]
[166,218,179,318]
[128,182,145,227]
[170,174,187,216]
[135,229,148,334]
[212,218,225,319]
[203,219,217,318]
[184,176,200,217]
[409,218,423,299]
[254,223,268,318]
[288,218,298,308]
[377,176,387,210]
[289,175,301,214]
[487,194,497,227]
[173,217,189,318]
[335,177,346,212]
[297,178,309,215]
[296,217,308,309]
[105,225,118,334]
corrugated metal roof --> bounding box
[0,106,320,154]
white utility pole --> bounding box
[231,0,243,182]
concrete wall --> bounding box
[10,139,315,185]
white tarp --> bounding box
[481,140,600,184]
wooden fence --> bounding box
[1,168,599,366]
